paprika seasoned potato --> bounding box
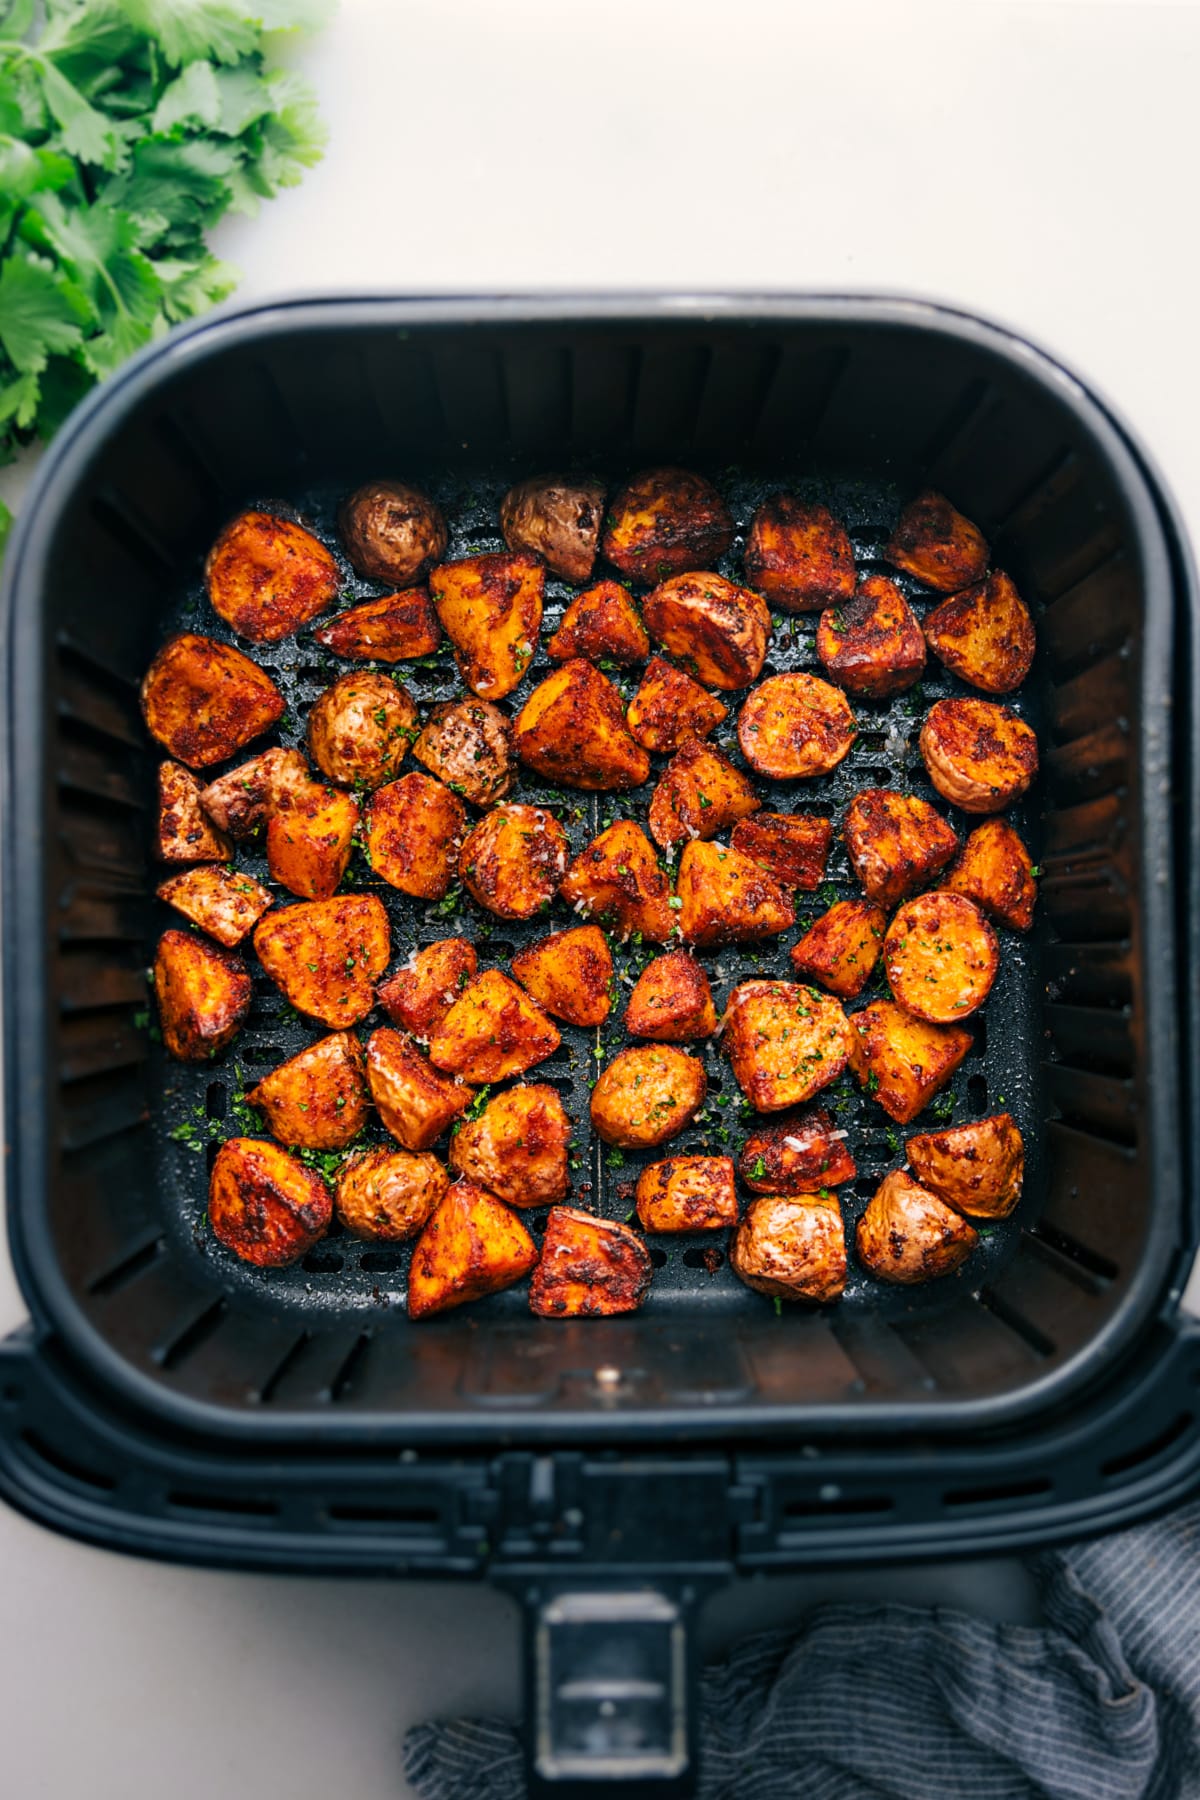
[856,1169,978,1284]
[635,1156,738,1233]
[642,572,770,690]
[335,1149,448,1242]
[731,1193,846,1303]
[209,1138,331,1268]
[546,579,649,665]
[412,697,515,807]
[625,951,717,1041]
[428,969,561,1084]
[315,588,442,663]
[743,496,856,612]
[254,894,389,1027]
[738,1107,856,1194]
[676,839,794,947]
[590,1045,706,1148]
[723,979,851,1111]
[844,788,958,908]
[449,1083,571,1208]
[157,865,273,948]
[906,1111,1025,1220]
[513,659,650,790]
[141,634,285,769]
[883,892,999,1023]
[377,938,478,1039]
[266,783,358,900]
[199,747,310,839]
[157,761,232,863]
[306,670,419,790]
[625,655,727,753]
[920,698,1039,813]
[366,1027,470,1150]
[730,812,832,891]
[942,817,1037,932]
[205,510,339,642]
[601,467,733,582]
[648,739,760,850]
[530,1207,653,1318]
[408,1179,538,1319]
[816,575,926,698]
[366,773,467,900]
[737,672,856,780]
[154,928,251,1062]
[923,570,1035,694]
[847,999,972,1123]
[559,821,675,942]
[790,898,887,1000]
[338,479,447,586]
[431,551,544,700]
[885,491,989,592]
[459,802,568,920]
[511,925,614,1027]
[245,1031,369,1148]
[500,472,606,583]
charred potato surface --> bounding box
[154,928,251,1062]
[789,898,887,1000]
[625,655,727,754]
[559,820,675,942]
[366,773,467,901]
[157,865,273,948]
[856,1169,978,1284]
[205,510,339,643]
[906,1111,1024,1220]
[883,892,999,1023]
[625,951,717,1042]
[530,1207,653,1318]
[501,473,606,583]
[335,1149,447,1242]
[844,788,958,908]
[513,659,650,790]
[731,1193,846,1304]
[199,747,310,839]
[339,479,447,587]
[816,575,925,698]
[590,1045,706,1148]
[744,496,856,613]
[920,698,1038,814]
[459,803,568,920]
[648,739,760,850]
[315,588,442,663]
[449,1083,571,1208]
[642,572,770,691]
[428,969,561,1084]
[848,999,972,1124]
[738,1108,856,1194]
[377,938,477,1039]
[157,761,232,863]
[307,671,418,791]
[412,697,515,807]
[546,579,649,666]
[141,634,285,769]
[511,925,614,1028]
[737,672,856,780]
[885,491,988,593]
[407,1179,537,1319]
[677,839,794,948]
[246,1032,369,1149]
[923,570,1035,694]
[602,467,733,582]
[431,551,544,700]
[723,979,851,1111]
[635,1156,738,1233]
[266,782,358,901]
[942,817,1036,932]
[253,894,389,1027]
[209,1138,331,1268]
[730,812,832,892]
[366,1027,469,1150]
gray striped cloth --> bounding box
[404,1502,1200,1798]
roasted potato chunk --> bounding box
[856,1169,978,1284]
[254,894,389,1027]
[157,761,232,863]
[366,1027,470,1150]
[648,739,760,850]
[377,937,478,1038]
[886,491,988,592]
[314,589,442,663]
[844,788,958,908]
[923,570,1035,694]
[942,817,1036,932]
[530,1207,653,1318]
[816,575,926,698]
[738,1108,856,1194]
[500,473,606,583]
[559,821,675,943]
[920,698,1039,814]
[154,928,251,1062]
[601,467,733,582]
[408,1179,538,1319]
[625,951,717,1041]
[635,1155,738,1233]
[513,659,650,790]
[266,783,358,901]
[883,892,999,1023]
[141,634,285,769]
[209,1138,331,1268]
[743,496,856,613]
[199,747,310,839]
[625,654,727,753]
[205,510,339,642]
[338,479,447,587]
[366,773,467,900]
[431,551,544,700]
[847,999,972,1123]
[306,671,418,791]
[730,812,832,891]
[412,698,515,807]
[677,839,794,947]
[511,925,614,1027]
[448,1083,571,1208]
[459,803,568,920]
[429,969,561,1084]
[546,579,649,666]
[789,898,887,1000]
[723,980,850,1111]
[245,1032,369,1148]
[737,673,856,780]
[642,573,770,691]
[590,1045,706,1148]
[335,1149,447,1241]
[731,1193,846,1303]
[906,1111,1024,1220]
[156,865,273,948]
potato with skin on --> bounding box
[513,659,650,790]
[942,817,1037,932]
[338,479,447,587]
[920,698,1039,814]
[407,1179,538,1319]
[737,673,856,780]
[635,1156,738,1233]
[723,979,851,1111]
[530,1207,653,1318]
[547,580,650,665]
[590,1045,706,1148]
[314,589,442,663]
[816,575,926,698]
[157,761,232,863]
[430,551,544,701]
[906,1112,1025,1220]
[856,1169,978,1284]
[429,969,561,1084]
[459,802,568,920]
[884,892,999,1023]
[209,1138,332,1269]
[885,491,989,593]
[449,1083,571,1208]
[366,773,467,901]
[141,634,285,769]
[848,999,972,1124]
[601,467,733,582]
[625,951,717,1042]
[307,671,418,791]
[266,783,358,901]
[676,839,795,948]
[923,571,1035,695]
[731,1193,846,1304]
[245,1032,370,1149]
[335,1149,447,1242]
[157,865,274,948]
[154,928,251,1062]
[730,813,832,892]
[738,1107,856,1194]
[412,698,515,807]
[642,572,770,691]
[377,938,478,1039]
[648,739,760,850]
[254,894,389,1027]
[511,925,614,1028]
[366,1027,470,1151]
[205,510,339,642]
[559,820,675,943]
[625,655,727,754]
[744,496,856,613]
[790,898,888,1000]
[199,747,310,839]
[844,788,958,908]
[500,473,606,584]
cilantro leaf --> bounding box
[151,58,221,134]
[116,1,260,69]
[0,252,87,372]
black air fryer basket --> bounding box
[2,296,1197,1793]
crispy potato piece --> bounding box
[844,788,958,907]
[677,839,794,947]
[513,660,650,790]
[314,589,442,663]
[199,747,310,839]
[154,928,251,1061]
[500,473,606,583]
[590,1045,706,1148]
[205,510,339,642]
[431,551,544,700]
[884,892,999,1023]
[635,1156,738,1233]
[366,773,467,900]
[723,979,850,1111]
[412,698,514,807]
[530,1207,653,1318]
[642,573,770,691]
[429,969,561,1084]
[408,1179,537,1319]
[738,1107,856,1194]
[920,698,1038,814]
[157,865,273,948]
[625,951,717,1041]
[307,671,418,791]
[906,1112,1024,1220]
[246,1032,369,1148]
[459,803,568,920]
[511,925,614,1027]
[886,491,988,592]
[141,634,285,769]
[942,817,1036,932]
[816,575,926,698]
[377,938,478,1038]
[559,821,675,943]
[602,467,733,582]
[336,1149,447,1241]
[847,999,972,1123]
[789,898,887,1000]
[266,783,358,900]
[366,1027,470,1150]
[449,1083,571,1208]
[338,479,447,587]
[730,812,832,891]
[157,761,232,863]
[731,1194,846,1303]
[737,673,856,780]
[209,1138,331,1268]
[856,1169,978,1284]
[254,894,389,1027]
[743,496,856,613]
[648,739,760,850]
[547,579,649,665]
[923,571,1035,694]
[625,655,727,753]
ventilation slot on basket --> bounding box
[1025,1224,1117,1287]
[258,1331,312,1404]
[325,1501,440,1527]
[158,1298,229,1370]
[1100,1413,1195,1480]
[20,1430,117,1494]
[87,1232,166,1297]
[327,1332,372,1403]
[976,1289,1056,1359]
[943,1476,1051,1510]
[89,491,177,578]
[167,1489,279,1518]
[783,1492,893,1519]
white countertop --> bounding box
[2,2,1195,1792]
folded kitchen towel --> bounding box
[403,1500,1200,1799]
